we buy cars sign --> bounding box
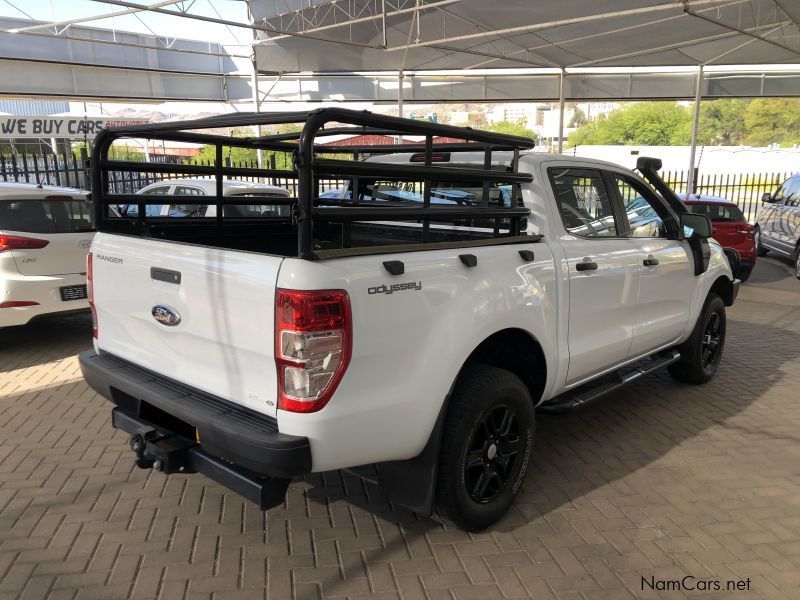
[0,116,147,139]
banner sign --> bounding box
[0,116,148,139]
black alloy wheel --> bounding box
[464,405,520,503]
[701,312,723,369]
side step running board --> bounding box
[538,349,681,414]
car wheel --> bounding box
[737,265,752,282]
[755,226,768,256]
[795,246,800,280]
[668,294,726,384]
[435,365,535,532]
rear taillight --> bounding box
[0,234,49,252]
[737,225,754,238]
[87,252,97,338]
[275,288,351,413]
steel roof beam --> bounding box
[383,0,738,53]
[6,0,187,33]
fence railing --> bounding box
[662,169,789,223]
[0,149,788,223]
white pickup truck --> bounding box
[80,109,737,531]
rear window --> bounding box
[0,198,93,233]
[686,203,744,222]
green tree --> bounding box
[485,120,538,142]
[697,99,748,145]
[744,98,800,146]
[568,102,692,146]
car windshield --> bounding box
[0,197,93,233]
[686,202,744,222]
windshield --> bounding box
[0,198,93,233]
[686,203,744,222]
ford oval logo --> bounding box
[152,305,181,327]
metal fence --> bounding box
[0,149,789,223]
[662,169,789,223]
[0,150,88,189]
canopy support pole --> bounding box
[557,68,566,154]
[398,69,404,118]
[687,65,704,195]
[250,56,264,169]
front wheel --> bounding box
[668,294,726,384]
[435,365,535,531]
[755,226,768,257]
[794,246,800,280]
[737,265,752,283]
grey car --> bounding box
[755,175,800,279]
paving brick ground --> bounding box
[1,256,799,600]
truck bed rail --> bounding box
[91,107,536,259]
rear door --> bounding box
[91,233,283,417]
[0,195,93,276]
[547,165,640,384]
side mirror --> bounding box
[762,192,775,203]
[680,212,712,239]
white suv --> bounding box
[0,182,94,327]
[120,178,291,218]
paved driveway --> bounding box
[1,257,799,600]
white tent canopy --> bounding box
[251,0,800,72]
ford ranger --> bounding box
[80,109,737,531]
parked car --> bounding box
[679,194,756,282]
[755,175,800,279]
[119,178,291,218]
[0,182,93,327]
[81,110,737,531]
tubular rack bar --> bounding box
[91,107,535,260]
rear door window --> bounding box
[686,203,745,222]
[548,168,620,237]
[168,185,207,217]
[0,198,93,233]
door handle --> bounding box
[576,259,598,272]
[643,255,659,267]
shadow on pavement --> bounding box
[0,311,92,372]
[748,255,794,285]
[300,314,799,594]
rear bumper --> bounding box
[0,270,89,327]
[79,350,312,478]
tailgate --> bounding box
[91,232,283,418]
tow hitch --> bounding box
[114,409,291,510]
[130,427,196,474]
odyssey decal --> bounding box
[368,282,422,295]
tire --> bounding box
[794,246,800,280]
[737,265,752,283]
[755,226,768,257]
[668,294,726,384]
[435,365,535,532]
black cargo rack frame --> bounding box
[91,107,536,260]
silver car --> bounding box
[756,175,800,279]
